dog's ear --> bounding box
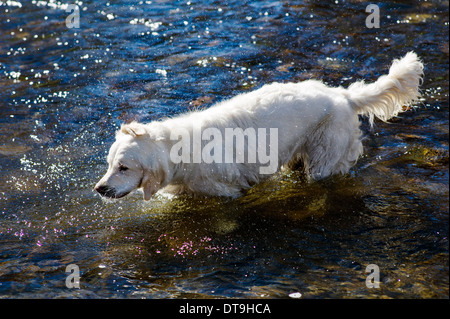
[121,122,147,137]
[141,168,165,201]
[142,179,159,201]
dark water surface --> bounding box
[0,0,448,299]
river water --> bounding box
[0,0,448,298]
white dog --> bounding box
[95,52,423,200]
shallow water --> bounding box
[0,0,448,299]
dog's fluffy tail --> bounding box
[346,52,424,125]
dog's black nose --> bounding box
[94,185,116,197]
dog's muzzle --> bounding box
[94,185,122,198]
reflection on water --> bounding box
[0,0,448,298]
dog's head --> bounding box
[94,122,168,201]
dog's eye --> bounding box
[118,164,129,172]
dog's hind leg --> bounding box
[301,114,363,180]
